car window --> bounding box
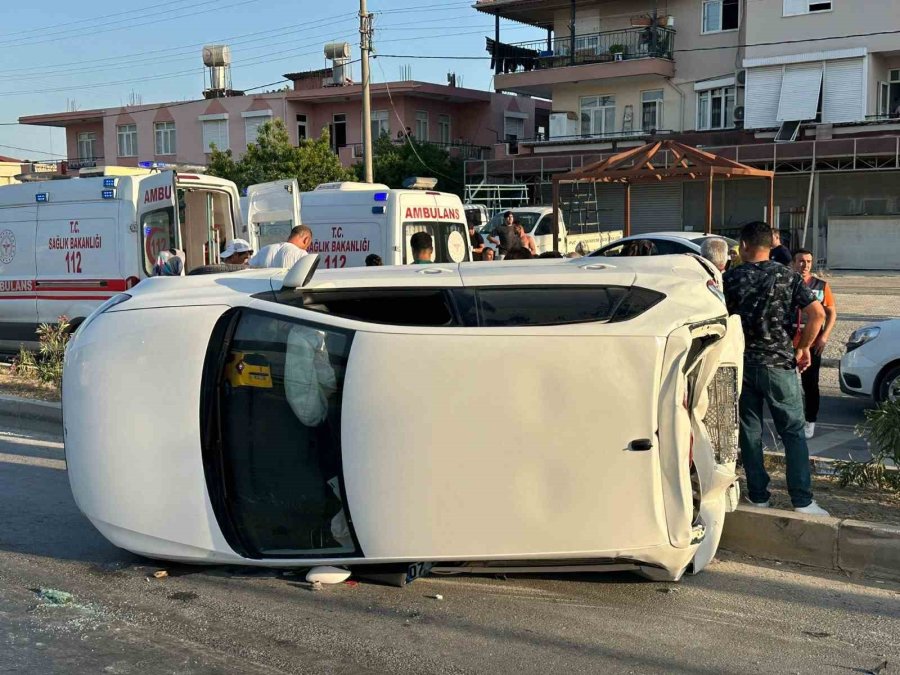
[300,289,458,327]
[260,286,664,328]
[652,239,691,255]
[203,308,359,559]
[534,216,553,236]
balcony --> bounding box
[488,27,675,98]
[348,139,490,161]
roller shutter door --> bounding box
[595,184,625,231]
[745,66,783,129]
[631,183,683,235]
[823,58,865,123]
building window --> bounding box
[297,114,308,141]
[154,122,176,155]
[77,132,97,161]
[415,111,428,140]
[244,113,272,147]
[116,124,137,157]
[504,113,527,141]
[702,0,739,33]
[438,114,451,144]
[201,118,229,153]
[641,90,664,131]
[697,87,735,130]
[371,110,389,139]
[331,114,347,152]
[580,95,616,137]
[783,0,832,15]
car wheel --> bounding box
[876,364,900,404]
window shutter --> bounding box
[777,63,823,121]
[783,0,808,16]
[823,58,866,123]
[744,66,784,129]
[203,120,229,152]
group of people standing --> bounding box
[720,221,838,516]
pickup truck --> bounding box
[479,207,621,256]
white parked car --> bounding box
[840,319,900,403]
[590,232,738,257]
[63,254,743,582]
[479,207,621,257]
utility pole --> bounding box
[360,0,374,183]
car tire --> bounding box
[876,364,900,404]
[187,263,247,276]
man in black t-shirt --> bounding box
[724,221,827,515]
[489,211,520,259]
[769,229,792,265]
[466,212,485,260]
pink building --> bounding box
[19,70,549,172]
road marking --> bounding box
[0,452,66,470]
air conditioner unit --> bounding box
[733,106,746,124]
[735,69,747,87]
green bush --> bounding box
[12,315,71,390]
[833,401,900,492]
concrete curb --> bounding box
[0,394,62,425]
[721,505,900,581]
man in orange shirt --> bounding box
[792,249,837,439]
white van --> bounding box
[480,207,623,256]
[243,180,471,267]
[0,169,242,350]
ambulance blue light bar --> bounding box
[373,192,389,202]
[102,189,116,199]
[35,192,49,202]
[103,178,116,187]
[138,161,172,169]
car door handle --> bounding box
[629,439,653,451]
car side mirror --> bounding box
[283,254,320,289]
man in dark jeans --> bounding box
[724,221,828,515]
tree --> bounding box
[355,134,464,197]
[206,118,354,192]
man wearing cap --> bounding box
[221,239,254,266]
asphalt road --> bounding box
[1,416,898,675]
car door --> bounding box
[245,179,301,252]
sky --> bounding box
[0,0,544,162]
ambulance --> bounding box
[0,168,242,351]
[243,178,471,267]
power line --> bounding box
[0,14,358,78]
[0,0,189,38]
[0,0,262,49]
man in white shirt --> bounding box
[250,226,313,268]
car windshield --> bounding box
[480,212,541,236]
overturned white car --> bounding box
[63,254,743,582]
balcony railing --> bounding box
[349,139,490,161]
[487,26,675,74]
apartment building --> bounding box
[18,45,548,175]
[474,0,900,269]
